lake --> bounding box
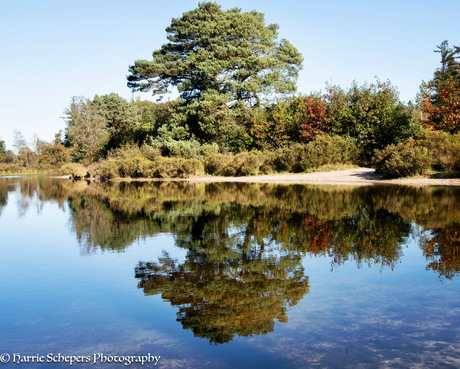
[1,176,460,368]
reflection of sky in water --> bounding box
[0,178,460,368]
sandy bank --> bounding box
[185,168,460,187]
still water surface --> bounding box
[1,177,460,368]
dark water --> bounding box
[1,177,460,368]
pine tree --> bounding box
[421,41,460,133]
[127,2,303,107]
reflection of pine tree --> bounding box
[136,246,309,344]
[135,207,310,344]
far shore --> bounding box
[103,168,460,187]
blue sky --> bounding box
[1,0,459,150]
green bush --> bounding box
[204,151,264,176]
[413,130,460,171]
[204,154,233,175]
[236,151,264,176]
[0,163,28,174]
[199,143,220,159]
[151,138,202,159]
[153,157,204,178]
[118,156,152,178]
[60,163,88,178]
[373,139,432,178]
[85,163,99,178]
[455,154,460,173]
[272,145,302,172]
[177,158,204,178]
[107,145,142,160]
[296,135,358,171]
[96,160,120,179]
[373,129,460,177]
[259,151,276,174]
[140,145,161,161]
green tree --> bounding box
[324,80,416,160]
[127,2,303,150]
[0,138,6,162]
[64,96,109,162]
[38,141,70,166]
[132,99,177,145]
[420,41,460,133]
[433,40,460,85]
[92,93,139,151]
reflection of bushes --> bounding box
[422,223,460,279]
[10,177,460,280]
[63,181,412,269]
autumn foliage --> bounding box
[421,78,460,133]
[298,96,329,142]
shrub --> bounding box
[199,143,220,159]
[4,153,15,164]
[0,163,24,174]
[85,163,99,179]
[259,151,277,174]
[177,158,204,178]
[413,130,460,172]
[272,145,303,172]
[153,157,204,178]
[107,145,142,160]
[96,160,121,179]
[140,145,161,161]
[118,156,152,178]
[455,153,460,173]
[151,138,203,159]
[373,139,432,178]
[60,163,88,179]
[299,135,358,171]
[204,151,265,176]
[236,151,264,176]
[221,154,243,176]
[204,154,233,175]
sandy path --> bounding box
[186,168,460,186]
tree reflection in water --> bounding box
[136,245,309,344]
[3,177,460,342]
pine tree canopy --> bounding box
[127,2,303,107]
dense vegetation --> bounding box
[1,3,459,179]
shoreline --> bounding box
[107,168,460,187]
